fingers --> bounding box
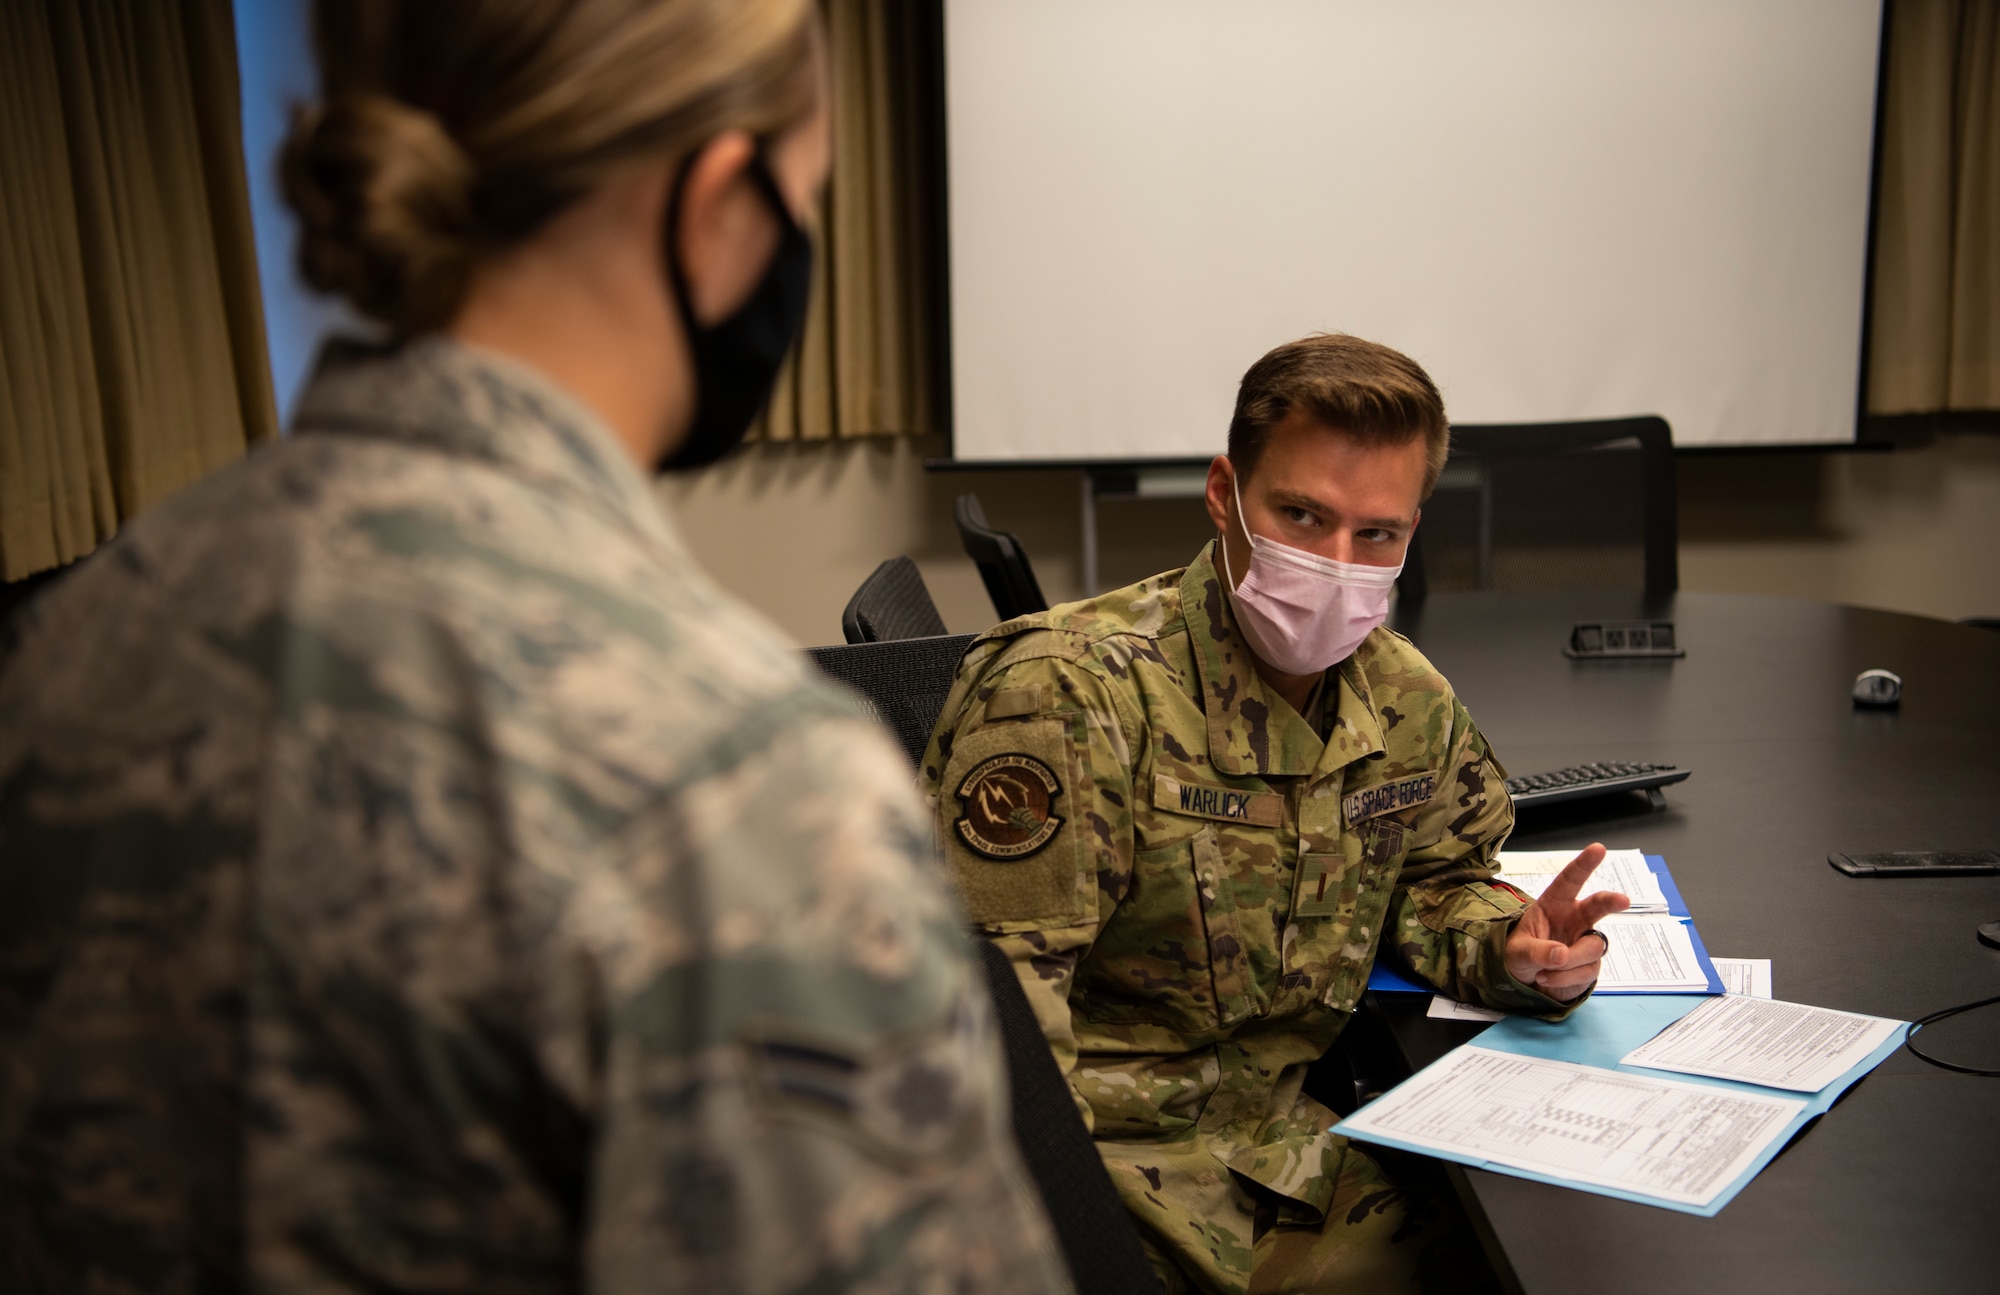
[1507,924,1611,998]
[1576,890,1632,927]
[1516,936,1571,971]
[1516,929,1606,971]
[1504,930,1557,985]
[1535,967,1600,1002]
[1537,842,1608,905]
[1533,930,1611,999]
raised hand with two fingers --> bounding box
[1502,841,1631,1002]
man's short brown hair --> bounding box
[1226,334,1450,497]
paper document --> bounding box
[1621,995,1904,1093]
[1595,914,1709,991]
[1428,996,1505,1023]
[1497,848,1667,912]
[1340,1046,1805,1208]
[1710,958,1773,999]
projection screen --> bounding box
[943,0,1883,459]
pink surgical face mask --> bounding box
[1220,470,1404,677]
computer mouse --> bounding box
[1852,668,1901,707]
[1979,920,2000,951]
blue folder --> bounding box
[1366,853,1724,995]
[1337,994,1908,1215]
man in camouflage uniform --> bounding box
[0,338,1069,1293]
[919,335,1623,1294]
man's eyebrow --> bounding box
[1266,487,1415,530]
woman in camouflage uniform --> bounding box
[0,3,1067,1291]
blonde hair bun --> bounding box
[281,92,475,334]
[275,0,819,338]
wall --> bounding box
[656,436,1085,645]
[233,0,362,422]
[657,431,2000,647]
[1677,432,2000,621]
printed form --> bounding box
[1497,849,1668,913]
[1340,1046,1804,1208]
[1710,958,1773,998]
[1427,996,1505,1022]
[1596,914,1709,991]
[1621,995,1903,1092]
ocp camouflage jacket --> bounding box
[919,543,1572,1294]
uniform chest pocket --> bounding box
[1284,821,1407,1013]
[1073,825,1254,1035]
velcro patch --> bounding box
[983,687,1041,721]
[939,717,1086,927]
[1153,774,1283,827]
[955,753,1064,860]
[1341,771,1439,825]
[1294,852,1349,918]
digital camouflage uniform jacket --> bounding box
[0,338,1068,1295]
[918,544,1571,1294]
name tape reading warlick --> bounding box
[1153,774,1283,827]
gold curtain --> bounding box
[1869,0,2000,413]
[758,0,943,442]
[0,0,277,582]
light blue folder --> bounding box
[1337,994,1909,1215]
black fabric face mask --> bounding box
[658,150,814,472]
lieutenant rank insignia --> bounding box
[954,752,1065,860]
[1341,771,1439,825]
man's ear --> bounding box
[1203,455,1235,534]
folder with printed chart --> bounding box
[1336,993,1907,1215]
[1367,850,1724,996]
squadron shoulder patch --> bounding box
[1341,771,1439,825]
[954,752,1065,861]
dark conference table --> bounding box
[1377,590,2000,1295]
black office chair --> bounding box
[954,493,1050,623]
[807,633,976,767]
[1399,416,1678,601]
[1960,617,2000,633]
[803,634,1161,1293]
[841,557,949,644]
[975,939,1161,1294]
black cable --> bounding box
[1903,991,2000,1076]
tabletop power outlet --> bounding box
[1566,621,1685,659]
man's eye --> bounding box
[1283,507,1318,527]
[1358,529,1395,544]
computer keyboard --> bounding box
[1504,761,1690,810]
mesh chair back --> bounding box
[805,634,977,766]
[954,493,1050,622]
[1401,416,1677,599]
[975,939,1163,1293]
[808,638,1161,1290]
[841,557,949,644]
